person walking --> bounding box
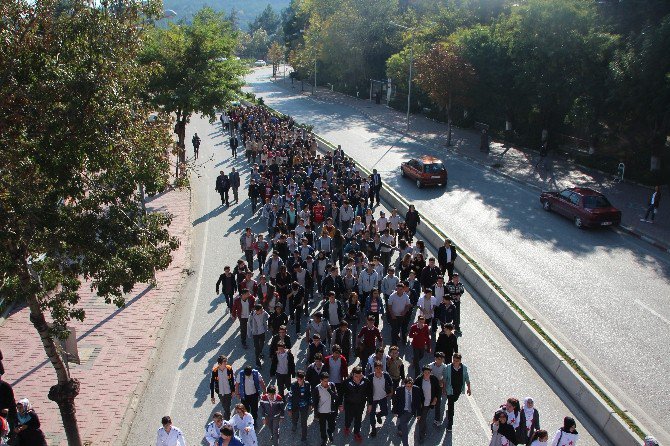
[371,169,382,206]
[392,377,423,446]
[518,397,541,445]
[269,342,295,399]
[312,372,339,446]
[216,170,231,207]
[231,289,255,349]
[404,205,421,239]
[227,404,258,446]
[259,385,285,446]
[205,412,225,446]
[443,353,471,432]
[414,365,439,444]
[249,304,269,367]
[155,416,186,446]
[218,425,245,446]
[550,417,579,446]
[367,360,393,437]
[356,315,382,366]
[235,366,266,426]
[216,266,237,314]
[489,410,518,446]
[408,316,431,377]
[229,168,241,204]
[446,273,465,336]
[192,133,201,159]
[641,185,661,223]
[287,371,312,443]
[210,355,236,420]
[230,132,239,158]
[428,352,448,426]
[387,283,411,346]
[240,228,256,272]
[437,239,457,280]
[340,366,372,442]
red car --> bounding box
[400,156,448,188]
[539,187,622,229]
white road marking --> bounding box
[167,179,210,412]
[466,393,492,436]
[635,299,670,326]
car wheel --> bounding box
[542,200,551,211]
[401,168,406,177]
[442,181,448,188]
[416,179,422,189]
[574,216,584,229]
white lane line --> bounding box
[635,299,670,326]
[167,180,210,412]
[466,393,492,436]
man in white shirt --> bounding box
[416,289,437,335]
[204,412,224,446]
[387,283,411,346]
[428,352,447,426]
[156,416,187,446]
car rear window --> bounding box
[424,163,445,173]
[583,195,612,209]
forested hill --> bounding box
[162,0,290,27]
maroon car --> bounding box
[539,187,622,229]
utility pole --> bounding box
[391,22,414,132]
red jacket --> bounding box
[313,204,326,223]
[324,354,348,381]
[409,323,431,350]
[231,295,256,320]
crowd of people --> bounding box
[152,104,611,446]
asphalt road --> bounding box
[124,114,604,445]
[245,67,670,443]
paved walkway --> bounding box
[273,76,669,252]
[0,186,191,445]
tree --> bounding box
[415,43,476,145]
[267,41,285,77]
[249,4,281,38]
[140,7,246,176]
[0,1,178,444]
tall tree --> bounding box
[267,41,285,77]
[140,7,246,176]
[0,1,178,444]
[415,43,476,145]
[249,4,281,38]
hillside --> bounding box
[162,0,291,28]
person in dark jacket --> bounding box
[517,397,540,445]
[216,266,237,313]
[404,205,420,239]
[437,239,458,280]
[366,361,394,437]
[392,377,423,446]
[249,179,261,213]
[14,399,47,446]
[333,321,353,361]
[311,372,339,446]
[270,343,295,399]
[286,372,312,443]
[229,168,241,204]
[216,170,231,206]
[415,365,440,443]
[340,366,372,441]
[210,355,236,420]
[0,368,16,441]
[435,323,459,360]
[229,133,239,158]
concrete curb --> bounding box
[113,185,194,446]
[306,133,647,446]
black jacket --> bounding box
[341,376,372,406]
[270,350,296,377]
[269,333,293,358]
[216,174,230,192]
[437,245,457,268]
[435,332,458,359]
[414,374,440,407]
[306,362,327,388]
[333,328,352,360]
[392,384,422,416]
[216,273,237,295]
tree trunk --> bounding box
[446,93,453,147]
[25,291,83,446]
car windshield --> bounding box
[424,163,445,173]
[583,195,612,209]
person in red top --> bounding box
[408,315,431,376]
[231,289,256,349]
[356,315,382,365]
[312,200,326,232]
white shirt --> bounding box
[317,385,332,414]
[205,421,222,446]
[276,351,289,375]
[156,426,187,446]
[227,413,257,446]
[328,357,342,383]
[421,378,432,406]
[372,374,386,401]
[244,375,256,396]
[218,368,231,395]
[377,217,388,232]
[240,299,250,319]
[417,295,437,319]
[387,292,410,317]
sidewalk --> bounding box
[0,186,191,445]
[273,76,669,252]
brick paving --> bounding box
[0,186,191,445]
[273,76,669,252]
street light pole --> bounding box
[391,22,414,132]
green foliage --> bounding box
[140,7,247,123]
[0,0,178,328]
[249,4,282,36]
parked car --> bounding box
[539,187,622,229]
[400,156,448,188]
[254,60,267,67]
